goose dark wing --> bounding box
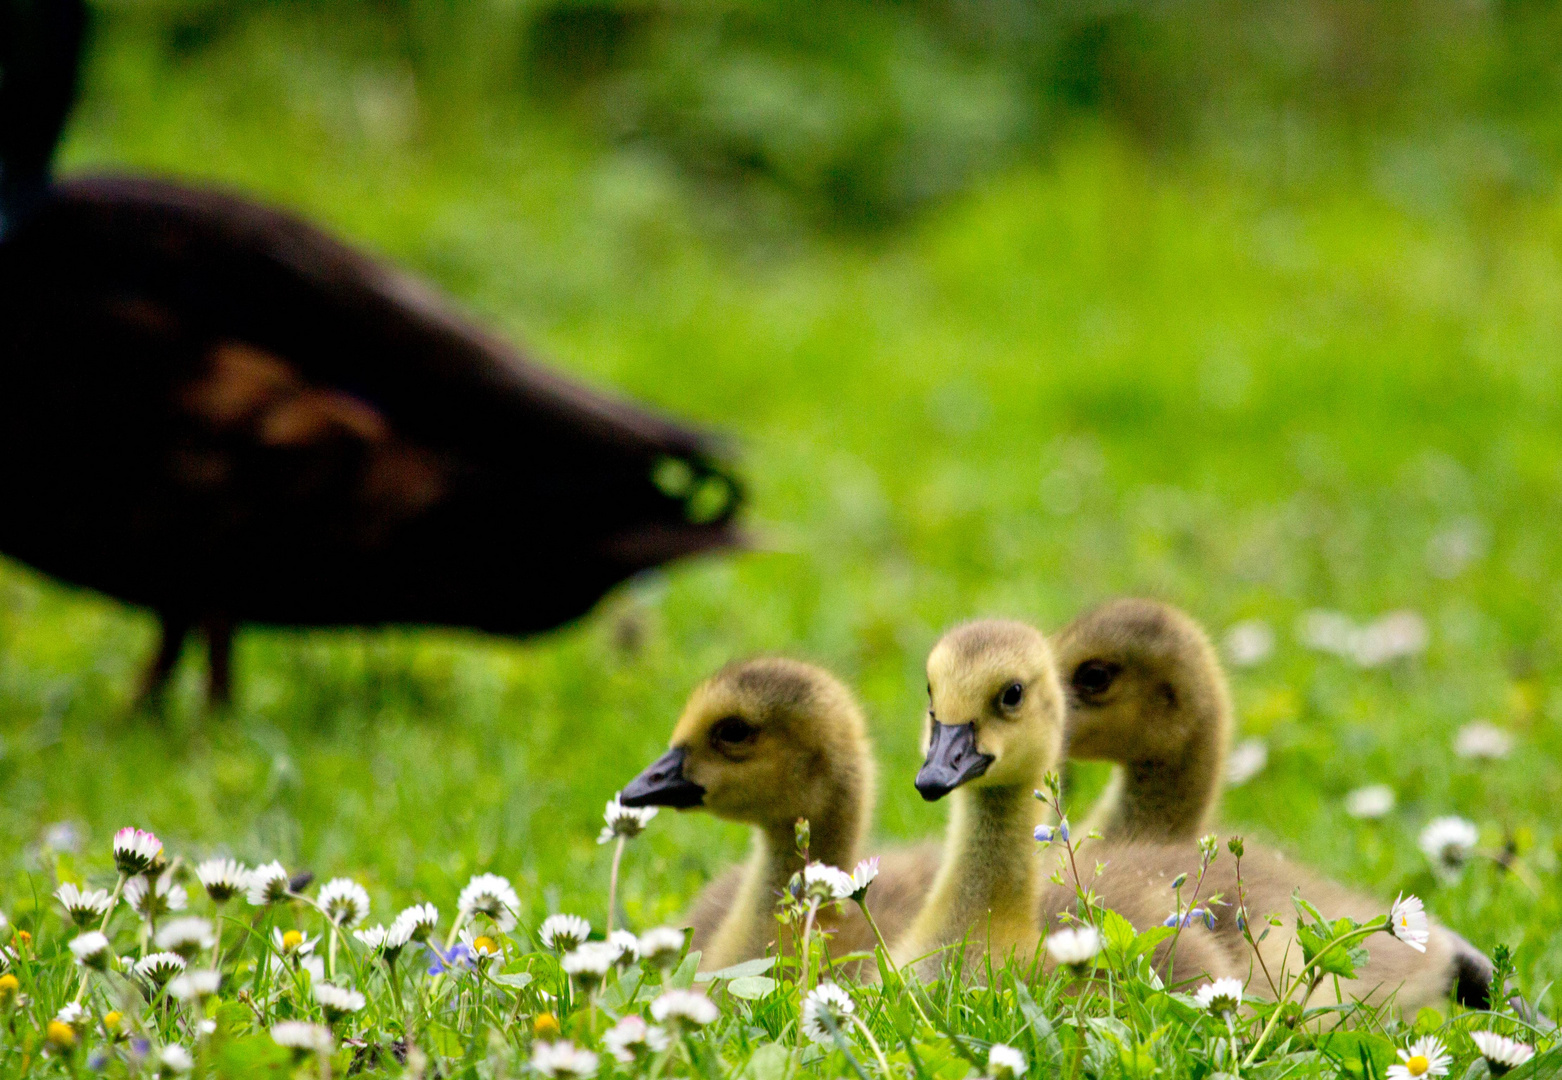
[0,174,741,634]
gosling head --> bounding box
[917,620,1065,801]
[1054,598,1229,764]
[619,658,874,833]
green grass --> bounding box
[2,7,1561,1076]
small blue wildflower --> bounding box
[87,1050,108,1071]
[1162,907,1216,930]
[426,942,474,975]
[1034,820,1070,844]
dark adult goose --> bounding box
[0,0,742,705]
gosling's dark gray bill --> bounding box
[914,721,994,801]
[620,747,706,809]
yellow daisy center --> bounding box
[103,1011,122,1031]
[533,1014,560,1038]
[46,1021,76,1049]
[1406,1055,1430,1075]
[282,930,304,951]
[473,935,497,955]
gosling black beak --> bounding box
[620,747,706,809]
[915,721,994,801]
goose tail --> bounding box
[0,0,85,232]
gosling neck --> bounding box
[899,782,1042,974]
[1091,680,1232,842]
[702,765,868,969]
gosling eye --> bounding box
[1071,659,1121,698]
[710,716,757,748]
[998,682,1024,710]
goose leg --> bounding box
[204,616,234,709]
[138,612,191,706]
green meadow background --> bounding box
[4,0,1562,1006]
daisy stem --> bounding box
[211,905,225,971]
[854,898,931,1030]
[849,1013,893,1076]
[799,898,821,1007]
[327,925,338,981]
[1239,922,1384,1069]
[98,874,127,935]
[607,837,626,935]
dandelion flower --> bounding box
[1386,1035,1450,1079]
[247,861,291,906]
[391,902,439,943]
[125,873,187,921]
[651,989,719,1028]
[1454,723,1512,761]
[1388,894,1429,953]
[801,862,854,903]
[539,913,591,952]
[317,878,371,928]
[312,982,365,1021]
[800,982,855,1043]
[561,942,616,989]
[1470,1032,1533,1075]
[155,917,216,960]
[532,1040,600,1079]
[1345,784,1396,819]
[598,795,658,844]
[1224,619,1275,667]
[987,1044,1027,1080]
[1194,977,1245,1013]
[55,883,114,928]
[168,969,221,1002]
[456,873,519,932]
[637,926,684,968]
[607,929,639,966]
[1419,817,1478,878]
[603,1015,670,1063]
[195,859,250,904]
[1046,926,1102,970]
[158,1045,193,1075]
[1225,738,1268,787]
[112,827,163,876]
[271,1021,333,1056]
[68,931,112,971]
[134,952,187,985]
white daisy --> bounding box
[1351,611,1429,667]
[1296,609,1357,656]
[1386,1035,1451,1079]
[68,931,111,971]
[272,927,319,957]
[456,873,520,932]
[168,969,221,1002]
[195,859,250,904]
[1045,926,1102,970]
[1194,977,1245,1013]
[1470,1032,1534,1075]
[317,878,370,928]
[55,883,114,928]
[1345,784,1396,819]
[1225,738,1268,787]
[247,861,291,906]
[458,927,504,964]
[312,982,365,1020]
[561,942,616,989]
[155,917,216,960]
[637,927,685,968]
[112,827,163,877]
[135,952,188,985]
[849,858,880,898]
[1224,619,1275,667]
[391,902,439,943]
[802,862,855,903]
[987,1043,1027,1080]
[607,929,640,967]
[271,1021,334,1055]
[124,872,187,921]
[539,914,592,952]
[800,982,855,1044]
[1388,894,1430,953]
[602,1015,670,1063]
[1419,817,1479,878]
[532,1040,600,1079]
[356,921,412,961]
[55,1002,87,1029]
[652,988,719,1028]
[1455,722,1513,761]
[158,1044,194,1075]
[597,796,658,844]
